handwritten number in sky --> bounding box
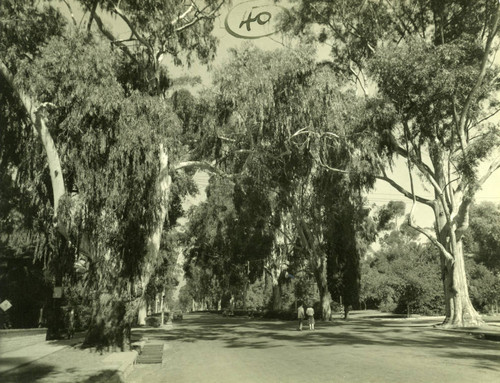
[239,10,272,31]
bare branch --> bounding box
[290,127,309,139]
[175,1,224,32]
[477,155,500,187]
[458,5,500,146]
[320,131,340,140]
[395,126,445,198]
[471,108,500,128]
[408,217,454,263]
[218,135,236,143]
[174,160,220,174]
[317,161,349,174]
[388,129,436,180]
[87,0,99,32]
[62,0,77,26]
[349,64,368,97]
[403,137,454,262]
[92,12,137,63]
[112,6,152,52]
[375,170,434,206]
[171,5,194,25]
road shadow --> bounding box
[133,312,500,372]
[0,363,125,383]
[0,363,55,383]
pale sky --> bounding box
[178,1,500,228]
[57,1,500,227]
[54,0,499,298]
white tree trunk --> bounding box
[430,164,483,328]
[0,62,66,225]
[313,254,332,321]
[137,143,171,324]
[138,303,147,326]
[441,240,482,327]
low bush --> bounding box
[262,310,296,320]
[145,316,161,327]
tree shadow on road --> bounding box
[0,362,55,383]
[0,364,125,383]
[133,313,500,372]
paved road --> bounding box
[0,330,133,383]
[127,312,500,383]
[0,329,71,375]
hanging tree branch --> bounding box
[457,4,500,151]
[174,1,225,32]
[112,6,153,53]
[86,0,99,32]
[402,125,454,263]
[375,168,434,206]
[92,12,137,63]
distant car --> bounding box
[172,311,183,321]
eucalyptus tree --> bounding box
[74,0,226,323]
[466,202,500,272]
[184,177,245,308]
[3,32,181,345]
[79,0,224,94]
[0,0,220,345]
[206,45,376,319]
[205,45,315,312]
[283,0,500,327]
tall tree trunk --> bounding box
[313,254,332,320]
[160,287,165,325]
[432,176,482,327]
[137,143,171,324]
[441,240,482,327]
[138,301,147,326]
[84,291,128,351]
[267,267,283,311]
[271,282,282,311]
[0,62,67,230]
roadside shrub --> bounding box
[262,310,295,320]
[145,316,161,327]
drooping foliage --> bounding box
[282,0,500,327]
[1,0,220,345]
[181,44,380,318]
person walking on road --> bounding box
[297,303,305,331]
[306,304,315,330]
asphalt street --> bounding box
[127,312,500,383]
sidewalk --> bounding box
[442,320,500,341]
[348,311,500,341]
[0,330,137,383]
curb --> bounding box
[438,326,500,342]
[102,350,138,383]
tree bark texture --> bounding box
[271,282,282,311]
[430,153,482,327]
[440,239,482,327]
[313,254,332,320]
[138,143,171,325]
[0,62,66,229]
